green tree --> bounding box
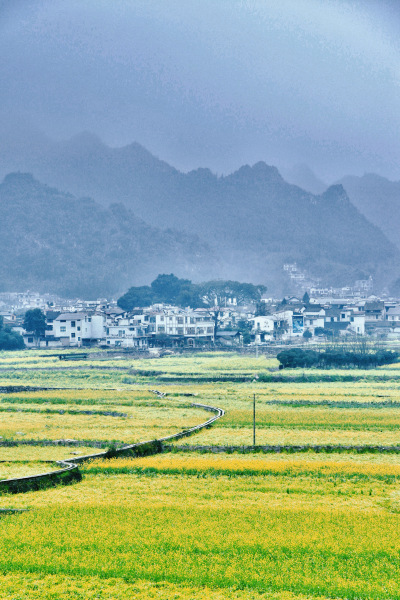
[117,286,154,310]
[303,329,312,341]
[0,328,24,350]
[0,316,24,350]
[151,274,192,304]
[23,309,46,345]
[302,291,310,304]
[199,280,266,306]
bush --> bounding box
[277,347,399,369]
[0,329,24,350]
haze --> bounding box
[1,0,399,181]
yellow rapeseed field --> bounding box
[2,349,400,598]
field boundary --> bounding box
[0,391,224,495]
[165,443,400,454]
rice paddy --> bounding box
[2,349,400,598]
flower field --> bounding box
[2,349,400,598]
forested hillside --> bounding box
[0,173,215,297]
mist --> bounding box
[1,0,400,181]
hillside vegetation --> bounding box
[0,173,214,296]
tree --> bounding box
[23,309,46,345]
[199,280,266,307]
[151,274,192,304]
[302,291,310,304]
[255,301,270,316]
[0,328,24,350]
[117,286,154,310]
[0,316,24,350]
[303,329,312,341]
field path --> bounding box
[0,389,224,495]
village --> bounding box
[2,286,400,350]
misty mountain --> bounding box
[339,174,400,251]
[0,173,215,297]
[0,132,399,293]
[279,164,328,195]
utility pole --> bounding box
[253,393,256,446]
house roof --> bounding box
[45,311,61,321]
[324,308,341,318]
[103,307,125,315]
[387,307,400,316]
[216,330,240,337]
[365,301,384,311]
[55,312,88,321]
[323,321,349,331]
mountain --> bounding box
[279,164,328,195]
[338,173,400,251]
[0,132,399,292]
[0,173,215,297]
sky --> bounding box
[0,0,399,181]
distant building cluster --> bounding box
[2,290,400,349]
[283,263,374,297]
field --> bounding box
[1,349,400,599]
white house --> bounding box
[50,312,106,346]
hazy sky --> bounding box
[1,0,399,180]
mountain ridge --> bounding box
[0,132,399,293]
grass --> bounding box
[0,461,60,480]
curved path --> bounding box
[0,391,225,495]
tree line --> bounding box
[117,274,266,311]
[277,347,399,369]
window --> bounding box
[158,326,165,333]
[77,326,81,331]
[207,327,213,333]
[177,328,184,335]
[71,333,76,338]
[60,326,66,333]
[177,317,184,324]
[71,321,76,327]
[78,337,81,341]
[187,327,195,334]
[28,337,33,344]
[118,330,125,337]
[88,317,91,322]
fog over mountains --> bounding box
[0,132,399,297]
